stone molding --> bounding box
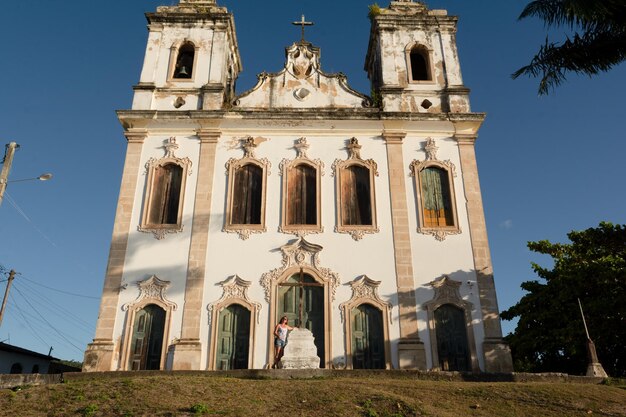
[260,237,340,303]
[260,237,339,369]
[338,276,393,369]
[332,138,379,240]
[410,137,461,241]
[206,275,261,370]
[279,137,324,237]
[138,137,192,240]
[223,136,271,240]
[119,275,177,371]
[423,275,479,372]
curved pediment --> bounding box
[234,41,371,109]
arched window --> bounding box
[224,137,270,239]
[10,363,23,374]
[287,163,317,226]
[279,137,323,236]
[420,166,453,227]
[231,163,263,225]
[173,42,195,79]
[31,364,40,373]
[341,165,373,226]
[410,138,460,240]
[408,45,431,82]
[333,138,378,240]
[139,137,192,240]
[147,163,183,226]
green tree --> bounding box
[512,0,626,95]
[501,222,626,377]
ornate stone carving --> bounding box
[138,137,192,240]
[410,137,456,178]
[423,275,479,372]
[279,137,324,237]
[207,275,262,328]
[339,275,392,324]
[410,137,460,241]
[332,138,379,240]
[427,275,466,306]
[122,275,178,311]
[418,228,461,242]
[223,136,271,240]
[260,237,340,303]
[287,43,319,81]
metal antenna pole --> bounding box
[0,270,16,327]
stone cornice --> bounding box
[117,109,485,120]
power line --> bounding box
[12,286,84,353]
[7,292,50,348]
[20,275,99,300]
[16,279,94,334]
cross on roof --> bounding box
[292,14,314,42]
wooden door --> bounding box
[216,304,251,370]
[351,304,385,369]
[277,273,325,367]
[434,304,470,372]
[128,304,165,370]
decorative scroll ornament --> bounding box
[260,237,340,303]
[332,138,380,241]
[122,275,178,311]
[427,275,468,307]
[207,275,262,328]
[339,275,392,324]
[419,228,461,242]
[138,137,192,240]
[223,136,271,240]
[279,137,325,237]
[410,137,456,178]
[143,137,193,176]
[409,137,460,241]
[287,43,319,80]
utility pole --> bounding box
[0,270,16,327]
[0,142,20,207]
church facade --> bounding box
[84,0,513,373]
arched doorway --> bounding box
[216,304,251,370]
[351,303,385,369]
[128,304,166,370]
[434,304,470,372]
[277,271,325,367]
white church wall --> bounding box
[198,130,400,369]
[111,134,201,369]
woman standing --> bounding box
[273,316,295,368]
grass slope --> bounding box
[1,374,625,417]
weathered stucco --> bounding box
[86,0,512,374]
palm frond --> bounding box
[512,29,626,95]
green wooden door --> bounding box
[216,304,251,370]
[277,273,325,367]
[351,303,385,369]
[129,304,165,370]
[434,304,470,372]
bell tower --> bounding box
[365,0,470,114]
[132,0,241,111]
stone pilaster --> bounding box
[169,129,220,370]
[456,134,513,373]
[383,130,426,370]
[83,130,146,372]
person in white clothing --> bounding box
[273,316,295,368]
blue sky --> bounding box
[1,0,624,362]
